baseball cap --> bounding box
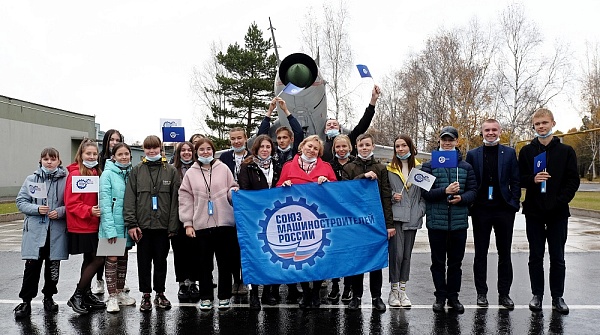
[440,126,458,139]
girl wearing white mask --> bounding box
[14,148,68,319]
[64,139,105,314]
[179,138,239,310]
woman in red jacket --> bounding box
[64,139,105,314]
[276,135,337,309]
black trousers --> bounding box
[136,229,170,294]
[19,237,60,301]
[349,270,383,298]
[194,226,237,300]
[526,215,568,297]
[472,210,515,295]
[428,229,467,300]
[170,223,193,283]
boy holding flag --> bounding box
[518,108,579,314]
[421,126,477,313]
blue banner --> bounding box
[356,64,372,78]
[533,151,546,174]
[431,150,458,168]
[162,126,185,142]
[232,179,388,285]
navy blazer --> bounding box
[466,144,521,211]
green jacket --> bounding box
[124,158,181,234]
[343,156,393,229]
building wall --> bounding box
[0,96,95,197]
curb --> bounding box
[0,213,24,223]
[571,207,600,219]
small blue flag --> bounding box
[431,150,458,169]
[356,64,372,78]
[282,82,304,95]
[533,152,546,174]
[162,126,185,142]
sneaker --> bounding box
[177,284,190,303]
[107,294,120,313]
[341,286,353,302]
[91,279,105,295]
[477,294,489,307]
[140,293,152,312]
[154,293,172,310]
[117,291,136,306]
[388,289,401,307]
[218,299,231,310]
[400,290,412,307]
[231,283,239,295]
[123,282,130,293]
[14,302,31,319]
[200,300,212,310]
[43,296,59,312]
[328,283,340,302]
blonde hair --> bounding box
[532,108,554,121]
[332,134,351,153]
[299,135,324,157]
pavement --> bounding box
[1,213,600,334]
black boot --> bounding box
[299,289,312,309]
[261,285,277,306]
[286,284,301,304]
[84,288,106,310]
[249,288,261,311]
[67,289,89,314]
[271,284,281,303]
[14,301,31,319]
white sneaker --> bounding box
[107,294,120,313]
[218,299,231,310]
[117,291,136,306]
[400,290,412,307]
[123,282,130,293]
[91,279,105,294]
[388,289,401,307]
[200,300,212,310]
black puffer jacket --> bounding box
[238,160,281,190]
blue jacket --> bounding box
[466,144,520,211]
[421,150,477,231]
[99,160,134,247]
[16,167,68,260]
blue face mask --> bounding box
[83,160,98,168]
[439,147,455,152]
[181,159,194,164]
[145,154,162,162]
[232,146,246,153]
[326,129,340,138]
[358,152,374,160]
[300,154,317,163]
[335,152,350,159]
[41,166,57,174]
[198,156,214,165]
[535,128,554,139]
[396,152,411,160]
[115,161,131,168]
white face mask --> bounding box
[483,138,500,146]
[145,154,162,162]
[83,160,98,168]
[300,154,317,163]
[396,152,411,160]
[357,152,374,160]
[198,156,214,165]
[439,147,455,152]
[335,152,350,159]
[326,129,340,138]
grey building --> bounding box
[1,95,96,197]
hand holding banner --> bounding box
[533,152,546,174]
[27,181,47,199]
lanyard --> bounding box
[147,164,162,195]
[200,167,212,199]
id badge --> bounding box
[488,186,494,200]
[152,196,158,211]
[541,181,547,194]
[208,201,214,215]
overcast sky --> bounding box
[1,0,598,144]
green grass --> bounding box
[0,203,18,215]
[570,191,600,211]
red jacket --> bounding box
[64,162,100,233]
[276,156,337,186]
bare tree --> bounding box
[494,4,572,146]
[580,42,600,178]
[301,0,353,124]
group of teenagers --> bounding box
[13,83,580,318]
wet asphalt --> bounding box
[1,214,600,334]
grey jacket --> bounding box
[387,163,426,230]
[16,167,69,260]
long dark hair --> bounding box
[390,134,417,171]
[173,141,195,178]
[100,129,123,170]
